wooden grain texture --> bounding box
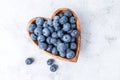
[27,8,81,62]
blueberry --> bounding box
[67,30,73,33]
[71,37,76,42]
[25,58,34,65]
[36,17,44,25]
[52,47,58,55]
[65,43,69,48]
[37,25,43,28]
[54,16,60,20]
[71,30,79,37]
[37,35,45,42]
[43,21,49,27]
[29,24,36,33]
[38,42,47,50]
[59,16,68,24]
[62,34,71,42]
[63,23,71,31]
[47,59,54,65]
[57,43,67,52]
[54,26,60,31]
[42,28,50,37]
[57,30,64,38]
[59,51,66,57]
[30,33,37,40]
[48,26,54,33]
[70,42,77,50]
[57,39,62,44]
[52,32,58,38]
[47,45,53,52]
[71,23,76,29]
[50,38,57,44]
[46,37,51,44]
[34,27,42,36]
[53,20,59,27]
[47,20,53,26]
[50,64,58,72]
[58,13,64,17]
[70,16,76,23]
[64,10,72,17]
[66,49,75,58]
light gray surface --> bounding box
[0,0,120,80]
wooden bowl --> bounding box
[27,8,81,62]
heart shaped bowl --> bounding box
[27,8,81,62]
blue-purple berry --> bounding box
[70,42,77,50]
[63,23,71,31]
[71,30,79,37]
[38,42,47,50]
[54,16,60,20]
[29,24,36,33]
[50,38,57,44]
[47,45,53,52]
[34,27,42,36]
[64,10,72,17]
[71,23,76,29]
[47,20,53,26]
[66,49,75,58]
[47,59,54,65]
[43,21,49,27]
[70,16,76,23]
[36,17,44,25]
[59,51,66,57]
[37,35,45,42]
[58,13,64,17]
[30,33,37,40]
[50,64,58,72]
[42,28,50,37]
[25,58,34,65]
[57,30,64,38]
[52,32,58,38]
[46,37,51,44]
[48,26,54,33]
[52,47,58,55]
[62,34,71,42]
[59,16,68,24]
[57,43,67,52]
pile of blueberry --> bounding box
[29,10,79,59]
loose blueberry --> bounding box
[30,33,37,40]
[46,37,51,44]
[70,42,77,50]
[70,16,76,23]
[52,32,58,38]
[47,45,53,52]
[64,10,72,17]
[52,47,58,55]
[47,20,53,26]
[25,58,34,65]
[66,49,75,58]
[59,16,68,24]
[57,43,67,52]
[38,42,47,50]
[63,23,71,32]
[34,27,42,36]
[29,24,36,33]
[57,30,64,38]
[42,28,50,37]
[71,30,79,37]
[50,64,58,72]
[47,59,54,65]
[43,21,49,27]
[62,34,71,42]
[36,17,44,25]
[37,35,45,42]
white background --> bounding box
[0,0,120,80]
